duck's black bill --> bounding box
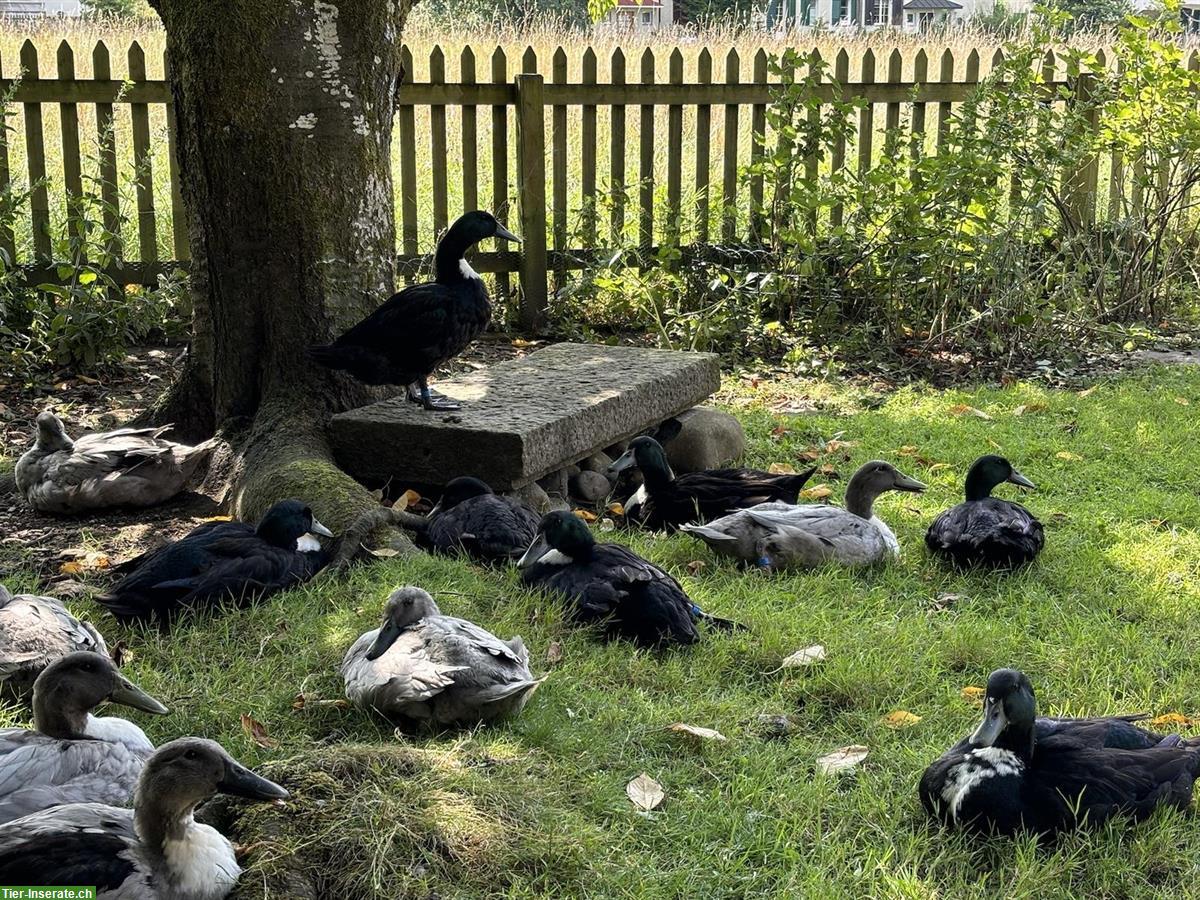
[219,759,290,802]
[495,224,522,243]
[893,473,928,493]
[1008,471,1036,490]
[365,621,403,661]
[111,676,170,715]
[607,449,637,475]
[517,535,552,569]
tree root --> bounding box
[322,506,430,574]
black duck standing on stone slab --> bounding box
[308,210,520,410]
[925,455,1045,569]
[919,668,1200,835]
[518,511,744,647]
[417,476,540,565]
[609,435,815,530]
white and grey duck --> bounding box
[682,460,926,570]
[0,651,168,824]
[0,737,288,898]
[342,586,544,727]
[16,411,213,514]
[0,583,108,701]
[925,454,1045,569]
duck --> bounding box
[608,435,815,531]
[416,476,539,565]
[0,651,169,824]
[308,210,521,410]
[919,668,1200,835]
[15,411,214,515]
[342,586,543,727]
[925,455,1045,569]
[96,499,332,623]
[518,511,743,646]
[0,736,288,898]
[0,584,108,701]
[683,461,927,570]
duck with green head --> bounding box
[925,455,1044,569]
[920,668,1200,835]
[608,435,815,531]
[518,511,743,646]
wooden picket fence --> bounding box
[0,37,1133,329]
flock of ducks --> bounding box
[0,210,1195,895]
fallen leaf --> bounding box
[1012,403,1048,416]
[607,502,625,517]
[392,489,421,511]
[1077,386,1097,398]
[781,645,826,669]
[367,547,401,558]
[824,439,859,452]
[57,551,109,576]
[109,640,132,667]
[960,686,986,707]
[575,509,598,523]
[292,693,350,711]
[58,561,85,576]
[930,593,966,611]
[240,713,279,748]
[76,374,100,385]
[768,462,797,475]
[686,559,707,575]
[799,485,833,501]
[949,404,992,420]
[1176,397,1190,406]
[817,464,839,477]
[200,515,234,523]
[880,710,922,729]
[1056,451,1083,461]
[626,773,665,811]
[511,338,542,348]
[770,425,790,437]
[816,745,868,775]
[1149,712,1199,729]
[668,722,728,742]
[48,579,90,599]
[546,640,563,666]
[797,447,822,462]
[599,518,616,532]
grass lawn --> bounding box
[4,365,1200,898]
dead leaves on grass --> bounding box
[626,773,665,811]
[816,745,869,775]
[241,713,279,748]
[667,722,728,743]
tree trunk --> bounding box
[147,0,417,540]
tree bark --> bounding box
[147,0,417,542]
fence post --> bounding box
[1064,71,1099,231]
[515,72,548,331]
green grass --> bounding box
[6,365,1200,898]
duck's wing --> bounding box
[675,467,814,509]
[427,616,530,668]
[0,732,144,824]
[335,283,468,367]
[592,544,703,644]
[0,802,141,888]
[1036,715,1168,751]
[0,594,106,691]
[926,500,1044,566]
[341,630,467,708]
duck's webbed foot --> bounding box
[407,380,461,411]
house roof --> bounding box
[615,0,663,6]
[903,0,963,8]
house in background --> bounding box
[601,0,676,30]
[0,0,82,16]
[769,0,1031,31]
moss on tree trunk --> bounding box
[147,0,416,547]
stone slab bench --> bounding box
[329,342,721,491]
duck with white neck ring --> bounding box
[0,651,169,824]
[683,460,926,570]
[0,737,288,898]
[920,668,1200,835]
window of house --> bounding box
[875,0,889,24]
[641,8,652,23]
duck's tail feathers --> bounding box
[784,466,819,495]
[477,675,547,704]
[679,523,737,543]
[692,605,747,632]
[307,343,349,371]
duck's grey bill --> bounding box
[517,535,552,569]
[219,759,290,801]
[111,677,170,715]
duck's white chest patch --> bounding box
[84,714,154,754]
[162,819,241,900]
[296,533,322,553]
[460,258,481,281]
[539,549,573,566]
[941,747,1024,822]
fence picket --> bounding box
[0,49,13,263]
[552,47,568,253]
[830,48,850,228]
[21,40,50,260]
[581,47,597,244]
[936,48,954,152]
[128,41,157,266]
[857,49,876,178]
[883,48,901,157]
[163,49,187,261]
[56,41,81,204]
[911,49,927,169]
[667,48,683,240]
[429,45,448,236]
[804,48,822,233]
[92,41,120,260]
[461,46,478,214]
[774,51,794,235]
[639,48,655,248]
[398,45,418,263]
[721,48,739,241]
[610,48,626,245]
[490,46,509,300]
[695,48,711,243]
[749,48,767,241]
[515,71,547,328]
